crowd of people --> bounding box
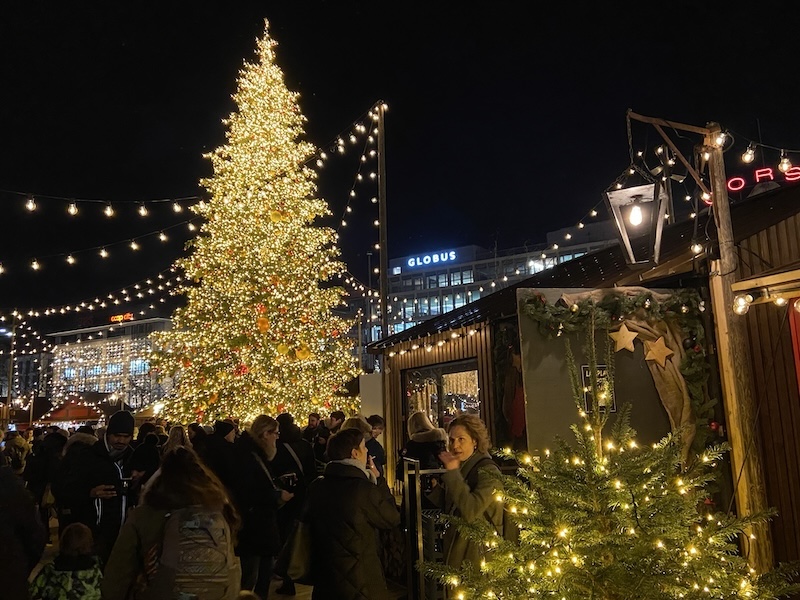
[0,408,505,600]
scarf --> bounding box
[330,458,378,485]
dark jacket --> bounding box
[395,427,448,479]
[270,424,317,537]
[199,432,238,492]
[365,437,386,479]
[23,430,68,502]
[0,465,46,598]
[51,436,132,563]
[231,431,283,556]
[306,461,400,600]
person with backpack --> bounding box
[432,413,503,568]
[102,446,241,600]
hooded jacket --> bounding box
[306,461,400,600]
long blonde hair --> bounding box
[407,410,437,437]
[163,424,192,454]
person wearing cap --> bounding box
[51,410,135,564]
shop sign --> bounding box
[406,250,457,268]
[110,312,135,324]
[727,166,800,191]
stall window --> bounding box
[403,359,481,431]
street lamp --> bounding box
[604,181,669,266]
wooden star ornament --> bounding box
[644,336,674,368]
[609,323,638,352]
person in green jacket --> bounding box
[30,522,103,600]
[436,413,503,568]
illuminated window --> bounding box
[427,275,438,289]
[64,368,76,380]
[451,271,461,285]
[462,269,473,284]
[442,294,454,312]
[129,359,149,375]
[430,297,441,316]
[438,274,447,287]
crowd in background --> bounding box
[0,407,502,600]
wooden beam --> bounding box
[627,110,712,136]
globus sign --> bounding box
[727,166,800,192]
[406,250,457,268]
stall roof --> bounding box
[368,184,800,350]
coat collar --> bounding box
[324,460,370,480]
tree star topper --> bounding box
[608,323,638,352]
[644,336,674,368]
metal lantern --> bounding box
[604,180,669,266]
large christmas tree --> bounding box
[150,21,357,424]
[425,301,799,599]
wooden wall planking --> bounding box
[738,213,800,564]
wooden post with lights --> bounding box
[377,102,390,348]
[628,111,773,572]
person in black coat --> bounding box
[199,420,238,493]
[23,427,68,541]
[305,427,400,600]
[0,463,46,599]
[233,415,294,599]
[272,413,317,595]
[51,410,135,564]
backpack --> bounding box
[144,507,241,600]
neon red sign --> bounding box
[727,167,800,191]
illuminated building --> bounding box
[48,317,174,410]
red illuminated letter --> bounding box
[754,168,774,182]
[727,177,746,191]
[784,166,800,182]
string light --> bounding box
[778,150,792,173]
[138,203,149,217]
[25,195,37,211]
[104,203,115,217]
[68,202,79,215]
[741,143,756,164]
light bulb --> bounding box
[66,255,76,264]
[138,204,148,217]
[99,248,109,258]
[715,132,727,146]
[104,203,115,217]
[31,259,40,270]
[25,196,36,211]
[0,263,4,275]
[691,243,703,255]
[733,301,750,316]
[742,144,756,164]
[628,205,643,226]
[68,202,79,215]
[187,223,196,231]
[779,151,792,173]
[773,296,787,307]
[159,232,168,242]
[172,201,183,212]
[130,240,140,251]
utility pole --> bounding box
[628,111,772,572]
[376,102,390,347]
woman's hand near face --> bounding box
[438,450,460,471]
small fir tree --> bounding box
[150,21,357,423]
[425,315,798,599]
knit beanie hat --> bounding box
[129,434,161,474]
[107,411,135,435]
[214,420,235,438]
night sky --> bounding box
[2,1,800,328]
